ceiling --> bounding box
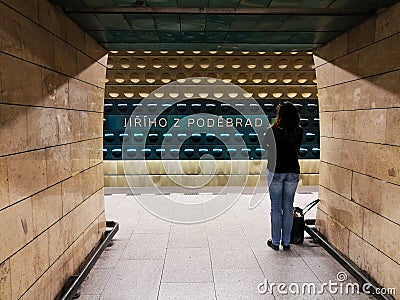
[50,0,400,51]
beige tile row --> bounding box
[318,184,400,264]
[0,141,102,207]
[315,36,398,89]
[314,3,400,64]
[318,186,363,237]
[0,208,105,300]
[348,232,400,295]
[319,161,400,224]
[362,208,400,264]
[104,173,319,187]
[319,162,352,200]
[317,70,400,112]
[0,53,104,112]
[0,164,103,263]
[0,104,103,156]
[0,1,107,80]
[315,208,350,257]
[351,172,400,224]
[325,109,396,145]
[320,138,400,185]
[103,159,320,176]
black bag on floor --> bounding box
[290,199,320,244]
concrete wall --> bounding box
[0,0,107,298]
[314,3,400,293]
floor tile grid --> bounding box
[155,212,172,300]
[78,189,375,300]
[231,193,337,300]
[203,206,227,300]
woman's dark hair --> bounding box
[272,101,301,132]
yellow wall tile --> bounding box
[318,112,332,137]
[334,51,359,85]
[55,37,78,77]
[89,138,103,167]
[0,199,33,264]
[0,52,43,106]
[390,33,400,70]
[351,173,383,213]
[299,159,320,174]
[347,16,376,52]
[76,52,96,85]
[59,211,77,250]
[68,78,89,111]
[20,17,55,69]
[385,108,400,146]
[87,85,103,112]
[2,0,38,22]
[380,219,400,263]
[0,157,8,209]
[0,259,11,300]
[27,107,60,149]
[354,109,387,144]
[66,17,85,52]
[367,143,400,185]
[117,175,129,187]
[314,63,335,88]
[62,173,83,215]
[56,110,73,144]
[319,137,342,167]
[368,71,400,109]
[46,144,72,186]
[82,222,101,256]
[300,174,319,186]
[323,213,350,256]
[381,182,400,224]
[362,209,382,250]
[10,232,49,300]
[329,164,352,200]
[71,141,90,176]
[38,0,67,40]
[0,3,22,57]
[375,2,400,40]
[348,231,363,266]
[0,104,28,156]
[41,69,69,108]
[85,32,108,64]
[146,160,166,175]
[348,232,381,282]
[332,110,356,140]
[8,150,47,204]
[47,221,64,265]
[358,38,391,78]
[32,184,62,237]
[105,160,118,175]
[378,251,400,294]
[249,160,262,175]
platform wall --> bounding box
[314,3,400,293]
[0,0,107,298]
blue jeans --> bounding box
[267,170,300,246]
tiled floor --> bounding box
[77,187,374,300]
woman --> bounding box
[265,101,303,251]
